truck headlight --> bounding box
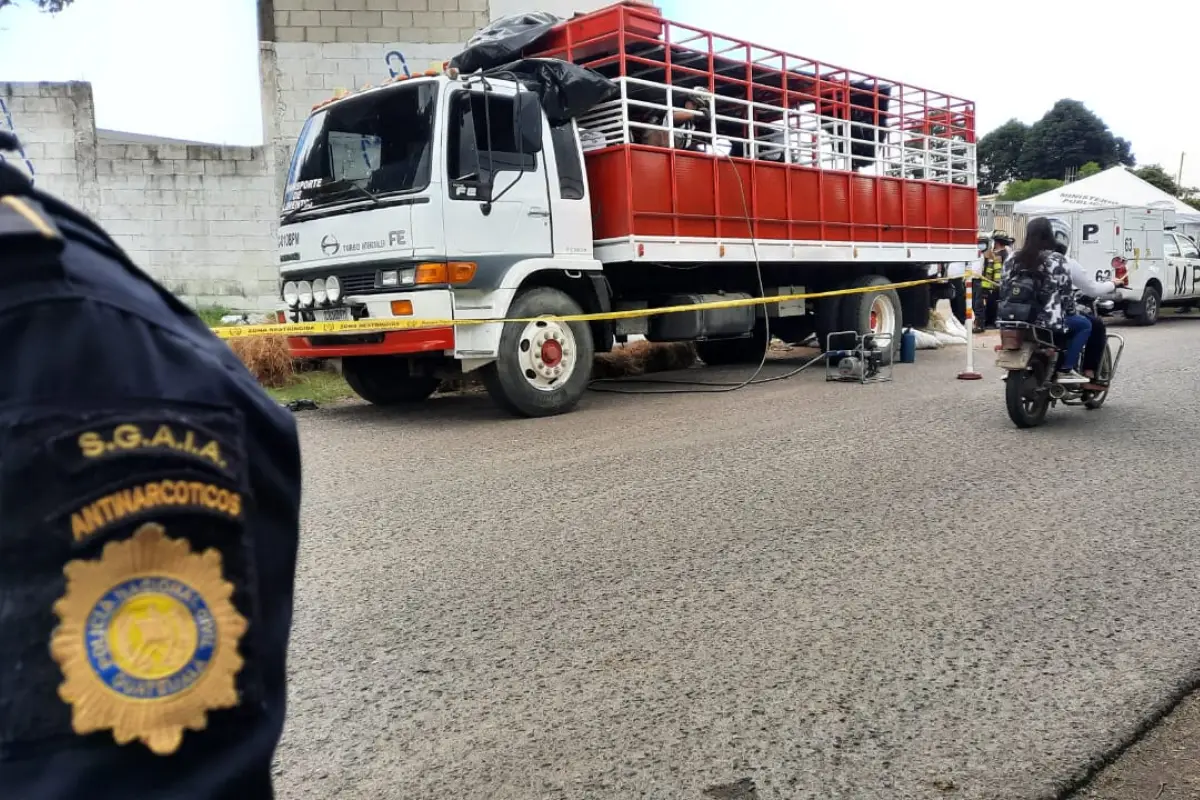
[313,277,328,306]
[298,280,314,308]
[326,275,342,303]
[282,281,300,308]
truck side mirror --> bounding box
[515,93,544,155]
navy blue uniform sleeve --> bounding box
[0,220,302,799]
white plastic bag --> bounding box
[911,329,941,349]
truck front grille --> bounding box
[340,272,378,295]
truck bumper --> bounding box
[286,290,457,359]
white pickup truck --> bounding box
[1060,206,1200,325]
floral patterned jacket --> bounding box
[1001,250,1077,331]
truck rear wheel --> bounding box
[342,357,441,406]
[840,275,902,365]
[482,286,595,418]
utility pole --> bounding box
[1179,153,1186,187]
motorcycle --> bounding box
[995,321,1125,428]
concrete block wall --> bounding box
[1,82,93,210]
[92,133,277,307]
[270,0,490,46]
[2,77,279,309]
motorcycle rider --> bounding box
[1047,218,1129,389]
[1000,217,1092,384]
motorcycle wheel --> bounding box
[1083,346,1114,410]
[1005,366,1050,428]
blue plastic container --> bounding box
[899,328,916,363]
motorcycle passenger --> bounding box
[1047,219,1129,389]
[1001,217,1092,384]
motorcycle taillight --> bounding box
[1000,329,1024,350]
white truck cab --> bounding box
[1062,205,1200,325]
[276,74,610,416]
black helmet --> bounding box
[0,130,19,153]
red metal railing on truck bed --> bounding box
[526,1,978,250]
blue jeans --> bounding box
[1059,314,1092,372]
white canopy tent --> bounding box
[1013,166,1200,230]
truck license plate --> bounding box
[316,308,350,322]
[994,343,1033,370]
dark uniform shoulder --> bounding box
[0,164,301,799]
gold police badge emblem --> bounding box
[50,522,247,755]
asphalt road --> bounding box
[273,318,1200,800]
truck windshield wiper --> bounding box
[319,180,381,206]
[279,181,379,225]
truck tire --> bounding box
[695,322,768,366]
[1132,284,1162,326]
[482,286,595,418]
[342,357,441,405]
[839,274,902,365]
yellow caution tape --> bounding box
[211,273,991,340]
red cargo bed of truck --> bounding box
[527,2,978,264]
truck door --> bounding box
[442,87,553,260]
[1169,233,1200,300]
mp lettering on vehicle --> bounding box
[1173,265,1200,297]
[1081,223,1100,242]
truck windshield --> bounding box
[282,82,438,218]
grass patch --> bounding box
[266,370,355,405]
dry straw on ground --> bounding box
[227,336,295,388]
[593,340,697,378]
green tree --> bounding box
[1078,161,1102,178]
[998,178,1064,202]
[0,0,72,10]
[1133,164,1182,196]
[1017,99,1135,180]
[977,119,1028,194]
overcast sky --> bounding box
[0,0,1195,185]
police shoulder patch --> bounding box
[49,522,248,755]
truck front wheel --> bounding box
[483,287,595,418]
[342,357,441,405]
